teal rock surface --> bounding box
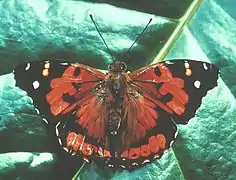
[82,0,193,18]
[0,0,235,180]
[0,152,55,180]
[189,0,236,97]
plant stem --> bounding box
[152,0,203,63]
[72,161,86,180]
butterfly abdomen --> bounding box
[108,111,121,135]
[107,110,123,157]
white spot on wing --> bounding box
[58,138,62,145]
[203,63,208,70]
[142,159,150,164]
[174,129,178,138]
[44,62,50,69]
[163,149,168,154]
[194,80,201,88]
[35,108,40,114]
[42,118,48,124]
[154,154,160,159]
[184,62,190,69]
[25,63,30,71]
[170,140,174,146]
[83,157,89,162]
[32,81,40,89]
[55,122,60,136]
[165,61,174,64]
[132,162,138,166]
[60,62,69,65]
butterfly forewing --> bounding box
[129,59,219,124]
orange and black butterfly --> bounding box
[14,58,219,169]
[13,14,219,170]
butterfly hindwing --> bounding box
[103,110,178,169]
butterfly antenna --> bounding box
[88,11,115,61]
[125,16,153,54]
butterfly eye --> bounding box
[120,62,127,71]
[108,63,114,70]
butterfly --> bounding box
[14,59,219,169]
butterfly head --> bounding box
[108,61,127,73]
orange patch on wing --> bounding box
[66,132,77,146]
[185,68,192,76]
[68,87,77,96]
[156,134,166,149]
[172,78,184,88]
[149,136,160,153]
[166,97,185,115]
[65,132,107,158]
[160,82,188,104]
[46,83,76,104]
[46,82,78,116]
[82,143,93,156]
[66,132,83,151]
[128,147,141,159]
[50,98,70,116]
[104,149,111,157]
[121,150,129,158]
[141,144,151,157]
[121,134,166,160]
[42,68,49,77]
[73,133,84,151]
[159,80,188,115]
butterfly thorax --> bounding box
[106,61,127,134]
